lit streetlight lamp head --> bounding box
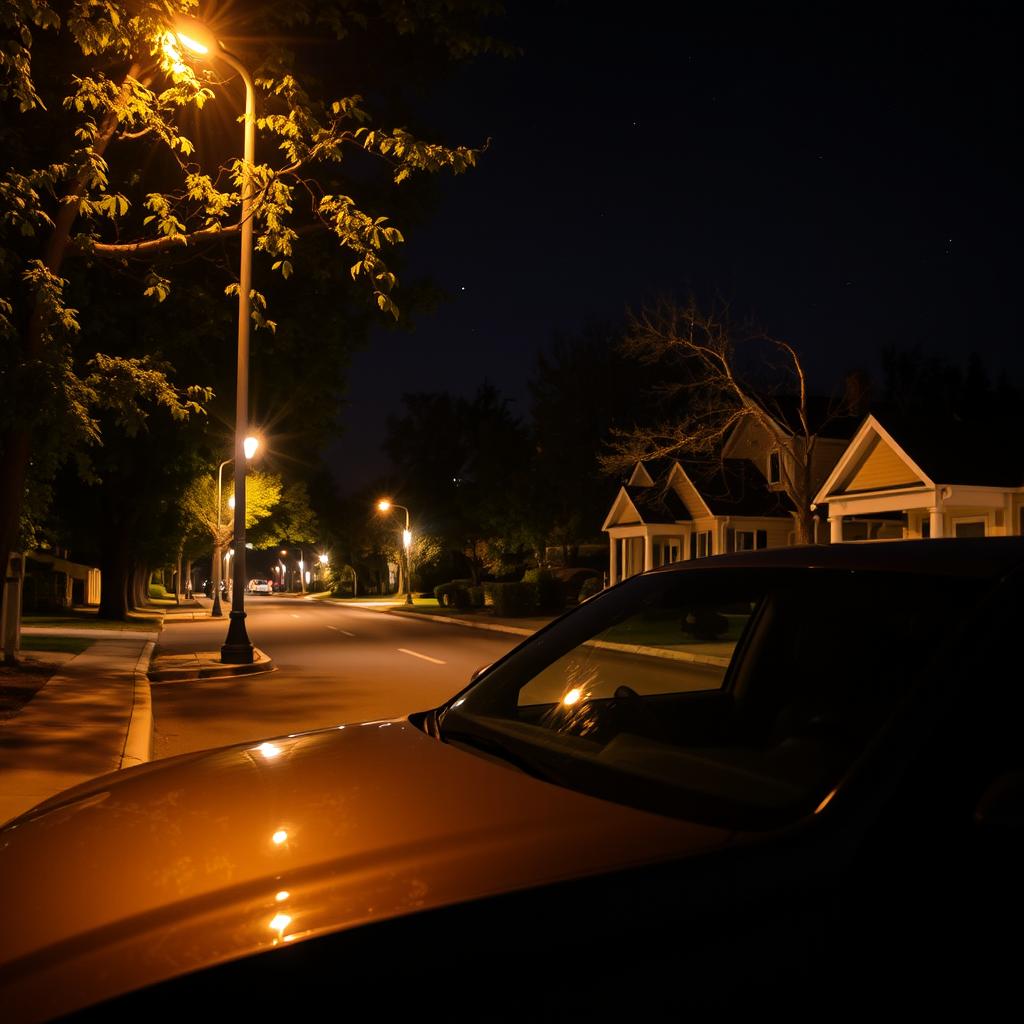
[243,435,260,460]
[172,16,218,57]
[319,553,329,565]
[227,495,236,510]
[403,529,412,551]
[376,499,391,512]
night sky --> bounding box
[328,2,1018,492]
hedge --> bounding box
[483,580,538,617]
[520,568,563,611]
[434,580,473,608]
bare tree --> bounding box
[600,298,836,545]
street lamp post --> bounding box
[376,499,413,605]
[211,435,259,618]
[172,20,257,664]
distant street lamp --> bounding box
[171,17,258,664]
[376,499,414,605]
[280,547,306,593]
[211,435,259,618]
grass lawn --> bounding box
[23,609,161,632]
[19,636,94,655]
[598,610,750,648]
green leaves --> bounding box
[84,353,213,435]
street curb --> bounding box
[315,598,544,638]
[384,608,537,638]
[147,648,275,683]
[120,640,155,770]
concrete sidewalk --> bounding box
[0,629,156,825]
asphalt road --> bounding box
[151,596,524,759]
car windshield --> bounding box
[440,568,970,830]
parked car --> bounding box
[1,538,1022,1019]
[246,578,272,595]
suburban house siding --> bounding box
[844,438,922,493]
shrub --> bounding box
[148,583,170,599]
[488,581,539,617]
[521,568,564,611]
[578,577,602,601]
[434,580,472,609]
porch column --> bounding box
[929,507,944,538]
[609,535,619,585]
[644,533,653,572]
[829,515,843,543]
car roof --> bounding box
[648,537,1024,581]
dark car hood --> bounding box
[0,718,730,1020]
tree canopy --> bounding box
[1,0,502,633]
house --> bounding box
[602,395,860,583]
[720,394,859,508]
[814,413,1024,541]
[23,550,101,611]
[602,459,796,584]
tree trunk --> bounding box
[134,564,148,608]
[98,535,131,620]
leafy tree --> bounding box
[181,467,282,602]
[183,469,283,546]
[383,384,532,583]
[600,298,836,545]
[0,0,500,637]
[250,479,318,549]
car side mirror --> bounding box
[469,663,490,683]
[975,771,1024,829]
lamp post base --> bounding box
[221,610,254,664]
[211,593,223,617]
[405,593,413,605]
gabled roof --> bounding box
[627,462,655,487]
[627,483,692,523]
[686,459,795,517]
[605,458,793,530]
[817,411,1024,503]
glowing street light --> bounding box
[279,547,306,593]
[376,499,414,605]
[211,435,259,618]
[170,18,259,663]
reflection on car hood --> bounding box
[0,719,730,1020]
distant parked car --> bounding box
[1,538,1022,1018]
[246,578,271,594]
